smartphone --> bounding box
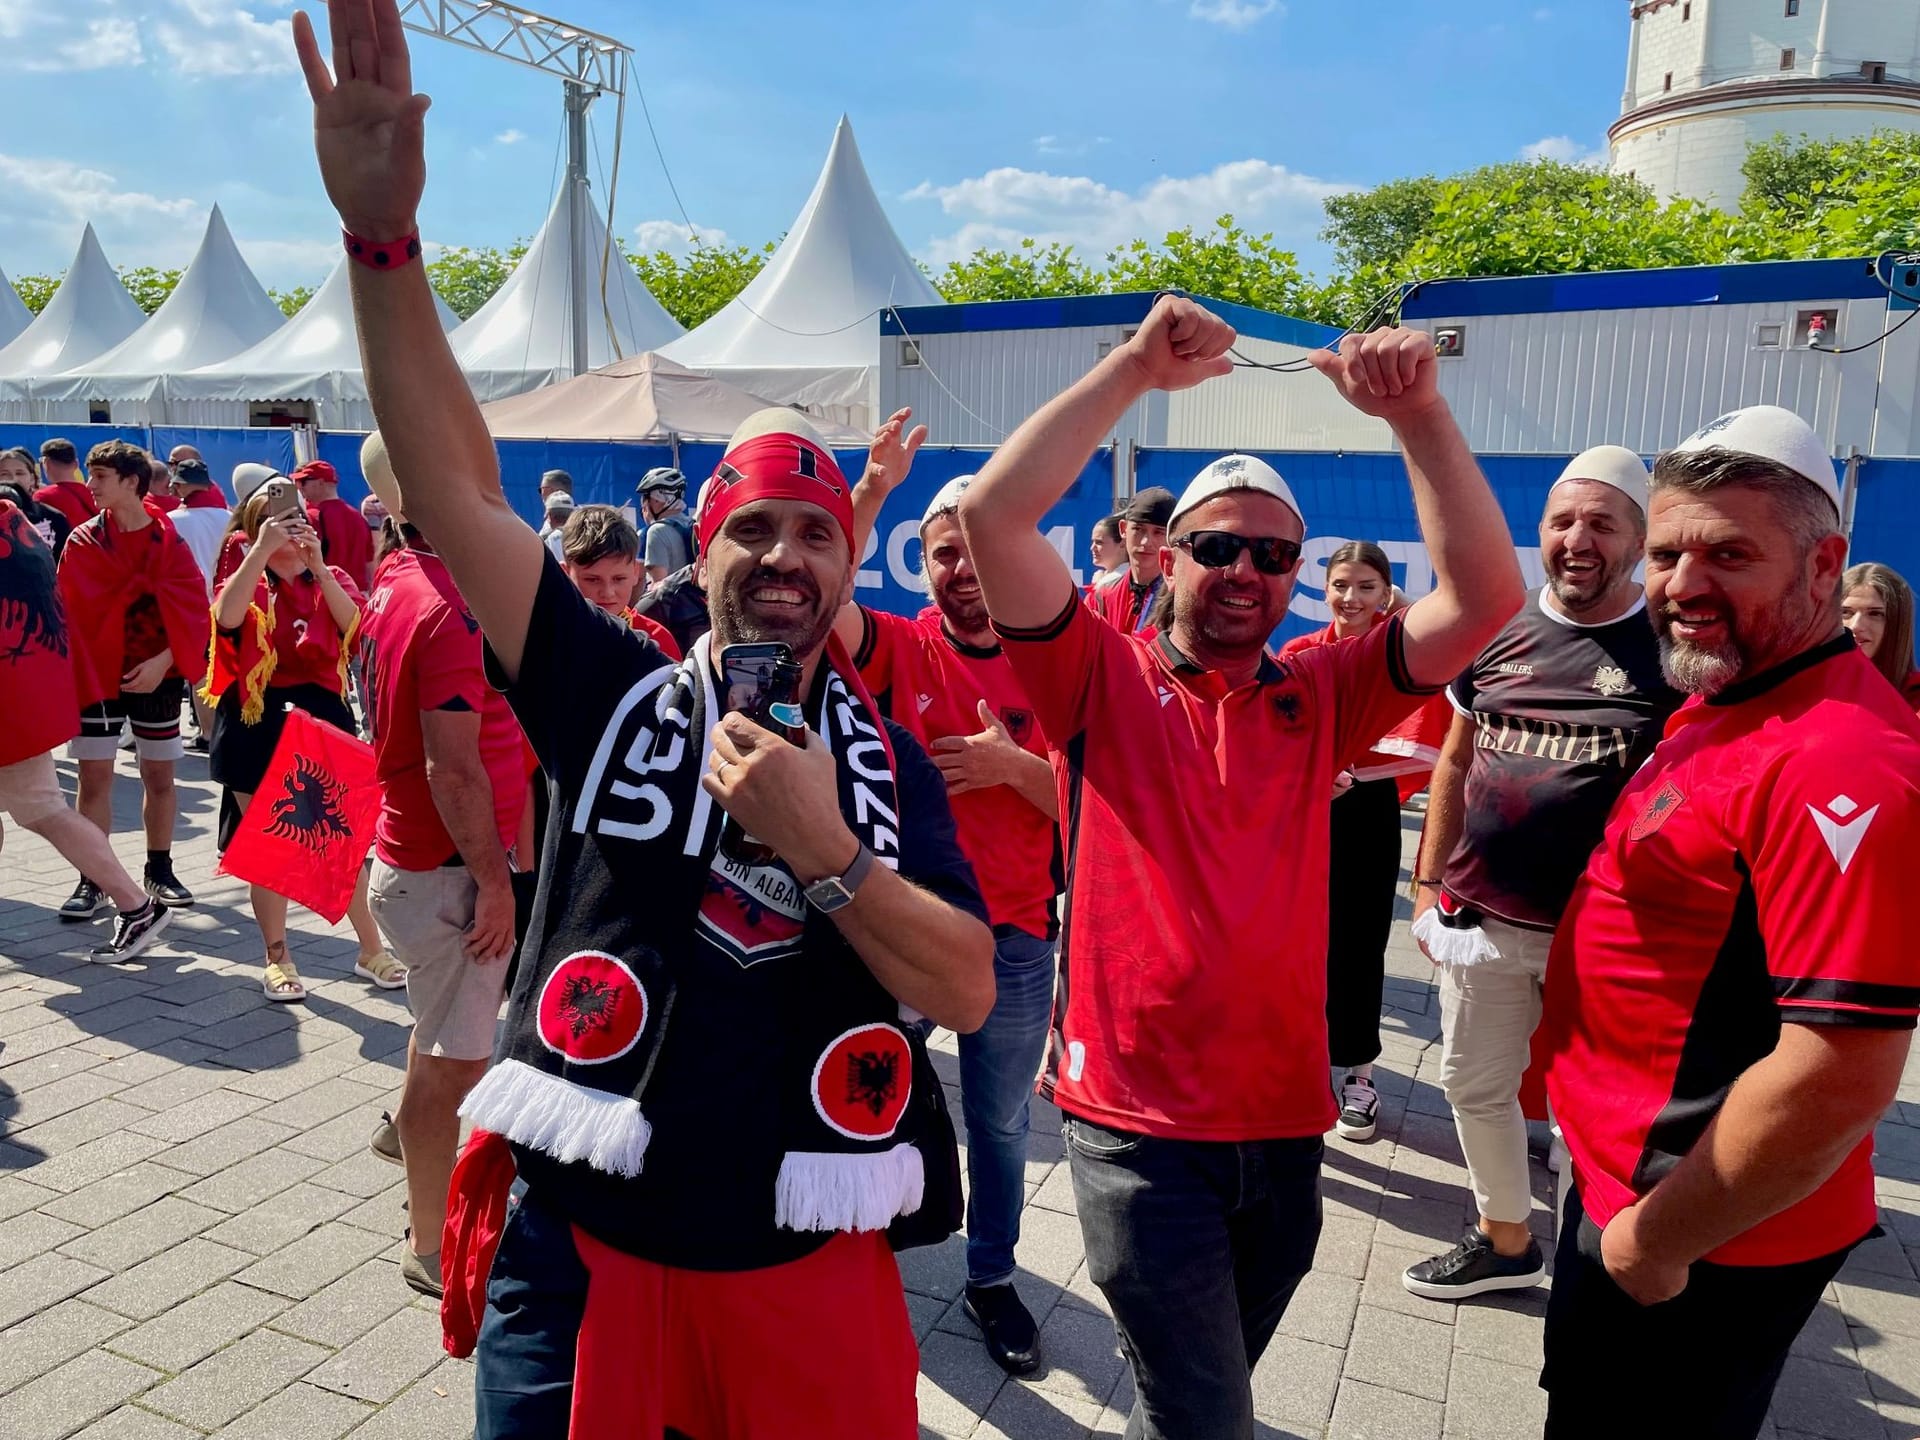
[262,477,302,523]
[719,642,797,729]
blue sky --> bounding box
[0,0,1626,292]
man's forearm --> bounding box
[1416,748,1467,882]
[1008,750,1060,822]
[848,472,891,561]
[426,761,511,891]
[1628,1027,1901,1266]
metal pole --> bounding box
[564,78,593,379]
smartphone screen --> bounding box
[720,643,792,723]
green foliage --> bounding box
[270,286,316,318]
[426,241,528,321]
[932,238,1099,301]
[628,241,775,329]
[1102,218,1307,313]
[118,266,184,315]
[1736,130,1920,259]
[13,274,58,314]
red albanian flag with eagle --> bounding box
[219,709,381,924]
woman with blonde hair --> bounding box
[1841,562,1920,710]
[203,489,400,1001]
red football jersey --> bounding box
[362,548,529,871]
[852,606,1058,939]
[1544,637,1920,1265]
[998,595,1432,1140]
[309,497,374,592]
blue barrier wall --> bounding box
[0,423,150,460]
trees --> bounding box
[270,286,317,318]
[425,241,528,320]
[932,239,1098,301]
[118,266,184,315]
[628,241,774,328]
[13,275,58,315]
[1736,130,1920,259]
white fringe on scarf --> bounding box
[1411,908,1503,970]
[775,1142,924,1233]
[459,1058,653,1179]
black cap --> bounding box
[172,459,212,488]
[1122,487,1176,527]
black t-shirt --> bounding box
[489,554,985,1269]
[632,563,710,657]
[1443,589,1682,930]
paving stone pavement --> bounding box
[5,758,1920,1438]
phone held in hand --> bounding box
[262,478,303,523]
[717,642,804,864]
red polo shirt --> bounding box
[852,605,1059,940]
[997,594,1432,1140]
[1543,636,1920,1266]
[308,496,374,592]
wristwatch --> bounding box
[804,843,876,914]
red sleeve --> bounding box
[415,604,488,715]
[1290,612,1438,774]
[994,589,1131,745]
[1746,737,1920,1029]
[629,610,681,661]
[850,605,907,692]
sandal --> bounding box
[353,949,408,990]
[263,958,307,1003]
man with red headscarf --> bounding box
[56,441,211,918]
[298,9,995,1431]
[295,458,374,590]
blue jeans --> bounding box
[959,925,1057,1288]
[1067,1119,1323,1440]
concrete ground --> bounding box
[4,755,1920,1438]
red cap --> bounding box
[291,460,338,487]
[696,434,853,557]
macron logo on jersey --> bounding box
[1808,794,1879,874]
[1157,686,1175,708]
[916,693,934,714]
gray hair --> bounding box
[1649,448,1840,557]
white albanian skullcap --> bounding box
[921,474,975,529]
[1552,445,1651,514]
[1668,405,1841,514]
[1170,453,1305,533]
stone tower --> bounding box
[1609,0,1920,206]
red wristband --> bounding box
[343,227,422,271]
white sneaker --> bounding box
[1335,1074,1380,1142]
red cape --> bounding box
[58,502,213,708]
[1904,671,1920,714]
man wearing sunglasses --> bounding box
[957,293,1524,1440]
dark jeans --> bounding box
[473,1193,584,1438]
[1327,775,1401,1068]
[1543,1183,1853,1440]
[1067,1118,1323,1440]
[959,926,1057,1287]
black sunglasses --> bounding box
[1173,530,1302,576]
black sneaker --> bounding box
[90,901,173,964]
[1403,1228,1546,1301]
[59,879,105,922]
[142,865,195,908]
[964,1283,1040,1376]
[1335,1073,1380,1142]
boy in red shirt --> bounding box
[558,504,682,658]
[56,441,210,918]
[957,295,1524,1438]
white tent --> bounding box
[451,178,684,403]
[169,255,460,432]
[660,116,942,429]
[32,206,288,423]
[0,267,31,349]
[0,225,146,381]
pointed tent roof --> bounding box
[0,225,147,378]
[0,267,31,348]
[479,350,869,444]
[169,254,458,407]
[660,116,941,373]
[35,206,289,403]
[451,178,684,403]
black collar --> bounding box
[1153,628,1285,685]
[1706,630,1855,707]
[941,625,1002,660]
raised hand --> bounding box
[862,408,928,496]
[1306,327,1444,424]
[293,0,430,239]
[1118,295,1236,394]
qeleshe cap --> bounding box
[922,474,974,529]
[1169,455,1304,533]
[1553,446,1650,514]
[1667,406,1841,514]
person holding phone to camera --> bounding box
[295,11,993,1428]
[956,295,1524,1439]
[202,481,393,1003]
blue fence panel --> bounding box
[149,428,295,495]
[1852,458,1920,587]
[0,423,150,465]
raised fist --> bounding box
[1306,327,1444,424]
[1118,295,1236,394]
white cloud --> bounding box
[152,0,295,76]
[0,154,198,231]
[495,129,526,146]
[1034,135,1110,158]
[1521,135,1607,166]
[1189,0,1281,30]
[18,17,145,72]
[906,158,1352,267]
[631,219,732,255]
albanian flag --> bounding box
[219,709,380,924]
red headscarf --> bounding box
[697,434,853,557]
[57,501,212,709]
